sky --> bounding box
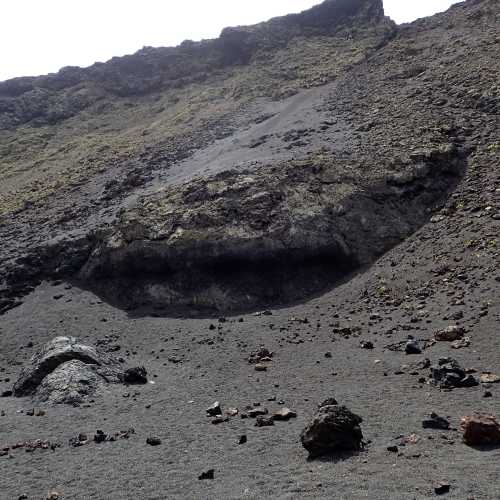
[0,1,461,82]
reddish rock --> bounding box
[460,414,500,447]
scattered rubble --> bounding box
[430,358,479,389]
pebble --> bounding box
[198,469,215,480]
[146,436,162,446]
[434,482,450,495]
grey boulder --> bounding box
[13,336,124,404]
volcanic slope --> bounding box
[0,0,499,499]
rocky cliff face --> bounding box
[0,0,392,128]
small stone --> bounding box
[435,326,465,342]
[387,445,399,453]
[461,414,500,446]
[211,416,228,425]
[273,408,297,421]
[255,415,274,427]
[422,413,450,430]
[480,373,500,384]
[238,435,247,444]
[123,366,148,385]
[146,436,162,446]
[450,335,470,349]
[225,407,239,417]
[206,401,222,416]
[198,469,215,480]
[360,341,374,350]
[434,483,450,495]
[69,433,88,447]
[484,391,493,398]
[94,430,108,443]
[459,375,479,388]
[318,397,338,408]
[248,407,268,418]
[0,390,12,398]
[405,340,422,355]
[254,363,268,372]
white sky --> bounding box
[0,1,461,82]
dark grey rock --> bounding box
[430,357,477,389]
[422,413,450,430]
[301,405,363,457]
[146,436,162,446]
[198,469,215,480]
[405,339,422,354]
[255,415,274,427]
[206,401,222,416]
[123,366,148,385]
[319,397,338,408]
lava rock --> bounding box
[123,366,148,385]
[430,358,478,389]
[198,469,215,480]
[69,433,89,447]
[422,413,450,430]
[319,397,338,408]
[273,408,297,421]
[248,347,273,364]
[94,430,108,443]
[460,414,500,447]
[480,373,500,384]
[146,436,162,446]
[435,325,465,342]
[405,339,422,355]
[248,407,268,418]
[301,405,363,457]
[13,337,107,395]
[255,415,275,427]
[37,360,101,405]
[12,337,124,404]
[206,401,222,416]
[434,482,451,495]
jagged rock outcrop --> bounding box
[78,143,464,314]
[0,0,393,129]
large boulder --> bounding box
[301,405,364,457]
[13,336,124,403]
[37,360,102,405]
[461,414,500,447]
